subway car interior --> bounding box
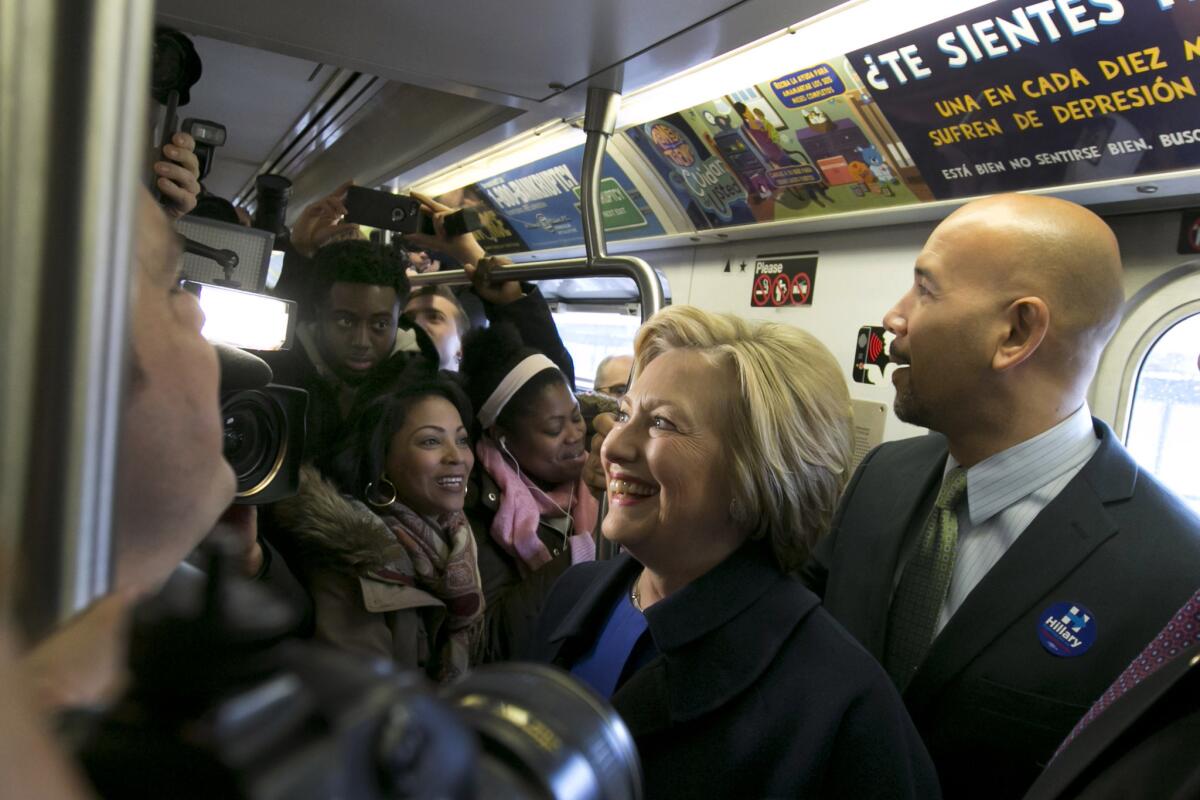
[3,0,1200,797]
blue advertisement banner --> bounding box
[846,0,1200,199]
[474,147,665,251]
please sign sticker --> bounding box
[751,252,819,308]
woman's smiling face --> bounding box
[386,395,473,517]
[499,380,587,486]
[601,348,744,571]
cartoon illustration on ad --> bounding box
[624,58,933,227]
[623,114,756,229]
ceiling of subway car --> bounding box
[156,0,838,103]
[176,35,518,206]
[156,0,843,209]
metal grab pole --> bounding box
[578,87,665,320]
[412,87,664,322]
[409,256,664,322]
[0,0,153,638]
[580,88,619,264]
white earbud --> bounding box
[498,435,521,481]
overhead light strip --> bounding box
[407,120,585,198]
[407,0,994,198]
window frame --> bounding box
[1091,262,1200,441]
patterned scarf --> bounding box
[367,503,484,682]
[476,436,597,571]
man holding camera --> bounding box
[17,190,243,707]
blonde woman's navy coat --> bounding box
[528,540,941,799]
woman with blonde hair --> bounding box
[529,305,938,799]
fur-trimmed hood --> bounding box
[271,464,403,575]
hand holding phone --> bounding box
[382,190,488,268]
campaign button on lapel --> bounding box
[1038,602,1097,657]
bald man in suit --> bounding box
[801,194,1200,798]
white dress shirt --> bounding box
[935,404,1101,633]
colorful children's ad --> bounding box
[623,59,933,227]
[845,0,1200,199]
[624,114,757,229]
[473,147,665,252]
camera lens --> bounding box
[221,390,287,499]
[253,174,293,242]
[443,663,642,800]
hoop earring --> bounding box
[367,476,398,508]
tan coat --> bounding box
[272,466,465,677]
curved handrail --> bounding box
[411,87,664,321]
[408,254,664,322]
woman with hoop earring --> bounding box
[460,323,596,662]
[272,376,484,682]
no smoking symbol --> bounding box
[752,274,771,306]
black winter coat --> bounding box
[465,470,575,663]
[528,541,942,800]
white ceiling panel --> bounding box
[156,0,827,106]
[173,36,331,198]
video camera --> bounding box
[206,331,306,507]
[72,540,643,800]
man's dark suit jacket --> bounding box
[530,542,941,800]
[801,419,1200,798]
[1023,640,1200,799]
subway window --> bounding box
[551,308,641,391]
[1125,311,1200,515]
[538,274,666,390]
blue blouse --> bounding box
[569,581,659,699]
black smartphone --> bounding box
[343,186,426,234]
[344,186,482,238]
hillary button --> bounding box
[1038,602,1097,657]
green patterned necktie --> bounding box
[884,466,969,691]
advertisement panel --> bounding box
[474,146,665,251]
[845,0,1200,198]
[624,113,757,229]
[621,59,934,228]
[441,0,1200,251]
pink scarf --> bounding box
[476,436,597,571]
